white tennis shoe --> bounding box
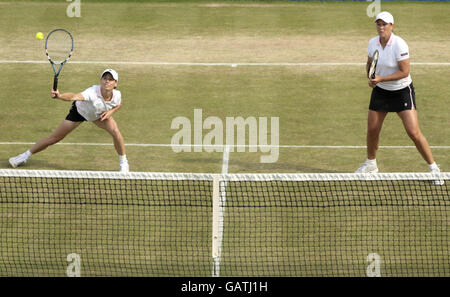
[9,154,28,168]
[355,160,378,173]
[430,165,444,186]
[120,161,129,173]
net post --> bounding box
[212,174,220,277]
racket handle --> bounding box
[53,76,58,91]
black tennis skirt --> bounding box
[369,83,416,112]
[66,102,87,122]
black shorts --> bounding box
[369,83,416,112]
[65,102,87,122]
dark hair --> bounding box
[102,72,114,79]
[101,72,118,89]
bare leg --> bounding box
[30,120,82,154]
[93,117,126,156]
[367,110,388,160]
[397,110,434,165]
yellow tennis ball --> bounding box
[36,32,44,40]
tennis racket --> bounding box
[368,50,379,79]
[45,29,74,91]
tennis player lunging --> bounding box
[9,69,129,172]
[356,12,442,179]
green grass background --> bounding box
[0,1,449,277]
[1,1,448,173]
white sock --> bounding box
[428,162,439,171]
[119,155,128,164]
[23,150,32,160]
[366,158,377,166]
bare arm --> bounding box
[51,90,85,101]
[100,102,123,121]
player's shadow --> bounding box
[228,159,339,173]
[0,160,9,168]
[31,160,68,170]
[0,160,67,171]
[178,157,339,173]
[180,157,223,164]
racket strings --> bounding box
[46,31,73,63]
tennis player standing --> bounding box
[356,12,442,177]
[9,69,129,172]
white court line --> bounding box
[221,145,230,174]
[1,60,450,66]
[1,142,449,149]
[213,145,230,277]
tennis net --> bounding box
[0,169,448,276]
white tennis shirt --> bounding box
[76,85,122,121]
[368,33,412,91]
